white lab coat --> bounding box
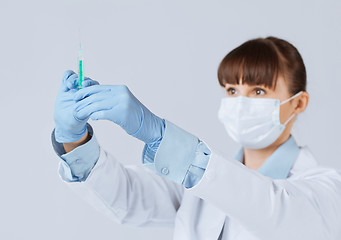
[60,145,341,240]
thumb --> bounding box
[61,70,76,91]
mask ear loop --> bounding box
[280,91,303,105]
[283,113,296,126]
[281,91,303,126]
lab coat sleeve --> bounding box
[51,124,99,182]
[142,120,211,188]
[188,154,341,239]
[52,125,184,227]
[151,120,341,239]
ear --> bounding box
[294,91,309,114]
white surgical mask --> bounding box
[218,91,303,149]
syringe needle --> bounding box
[78,43,84,89]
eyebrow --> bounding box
[225,84,272,89]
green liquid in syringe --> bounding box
[78,59,84,89]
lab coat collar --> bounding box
[234,135,300,179]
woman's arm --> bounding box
[52,125,184,227]
[69,147,184,227]
[148,120,341,240]
[62,130,90,153]
[188,153,341,240]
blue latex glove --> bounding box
[54,70,99,143]
[73,85,165,144]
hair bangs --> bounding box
[218,39,281,90]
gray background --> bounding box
[1,0,340,239]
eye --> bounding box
[226,87,237,96]
[253,88,266,96]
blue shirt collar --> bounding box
[234,135,300,179]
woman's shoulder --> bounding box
[288,146,341,180]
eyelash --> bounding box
[227,88,237,95]
[254,88,266,96]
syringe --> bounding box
[78,43,84,89]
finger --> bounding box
[75,91,121,114]
[84,77,98,82]
[89,103,124,122]
[90,111,107,121]
[74,85,110,101]
[74,92,107,112]
[61,70,76,91]
[69,89,78,94]
[66,74,79,90]
[82,78,100,88]
[62,70,75,83]
[74,85,130,101]
[74,100,112,120]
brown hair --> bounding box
[217,36,306,95]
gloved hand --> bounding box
[73,85,165,144]
[54,70,99,143]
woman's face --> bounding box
[224,76,309,148]
[224,76,294,125]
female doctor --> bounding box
[52,36,341,240]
